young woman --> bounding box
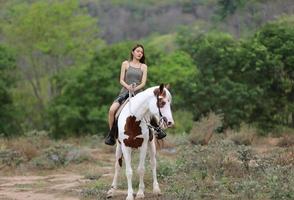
[105,44,147,145]
[105,44,167,145]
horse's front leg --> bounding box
[148,138,161,195]
[136,141,148,199]
[122,145,134,200]
[107,143,122,198]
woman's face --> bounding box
[132,47,144,61]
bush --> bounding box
[189,113,222,145]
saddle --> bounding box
[115,98,130,120]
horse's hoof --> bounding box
[106,192,112,198]
[126,195,134,200]
[153,188,162,196]
[136,192,144,199]
[107,188,114,198]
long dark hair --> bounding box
[130,44,145,64]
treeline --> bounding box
[46,16,294,137]
[83,0,294,43]
[177,16,294,131]
[0,0,293,137]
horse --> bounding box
[107,84,174,200]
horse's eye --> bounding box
[160,101,166,107]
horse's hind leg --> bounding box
[148,138,161,195]
[136,141,148,199]
[107,143,122,198]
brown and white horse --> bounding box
[107,84,174,200]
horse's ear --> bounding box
[154,84,165,96]
[159,83,164,93]
[165,84,170,90]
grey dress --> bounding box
[114,63,143,104]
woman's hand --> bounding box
[127,83,136,92]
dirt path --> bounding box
[0,174,88,200]
[0,147,113,200]
[0,146,174,200]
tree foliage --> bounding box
[148,50,198,110]
[255,16,294,128]
[1,0,103,129]
[47,42,132,137]
[0,45,20,136]
[177,16,294,132]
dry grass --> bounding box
[222,151,247,178]
[5,138,39,161]
[277,134,294,147]
[275,148,294,166]
[226,124,257,146]
[189,112,222,145]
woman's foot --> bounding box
[105,130,116,145]
[154,127,166,139]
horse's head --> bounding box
[150,84,174,128]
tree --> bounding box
[177,29,283,132]
[47,42,132,137]
[255,16,294,127]
[148,50,198,110]
[2,0,103,128]
[217,0,247,19]
[0,45,20,136]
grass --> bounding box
[0,126,293,200]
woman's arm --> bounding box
[134,64,147,91]
[119,61,131,90]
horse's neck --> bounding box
[128,91,152,120]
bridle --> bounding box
[156,94,168,127]
[127,84,168,129]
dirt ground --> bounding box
[0,144,175,200]
[0,174,85,200]
[0,136,287,200]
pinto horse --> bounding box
[107,84,174,200]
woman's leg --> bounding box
[108,102,120,129]
[105,101,120,146]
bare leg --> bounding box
[107,143,123,198]
[149,138,161,195]
[108,102,120,129]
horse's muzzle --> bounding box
[159,117,174,128]
[167,121,174,128]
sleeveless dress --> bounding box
[114,63,143,104]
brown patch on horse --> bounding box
[153,88,166,98]
[123,116,144,148]
[153,86,167,108]
[118,156,123,167]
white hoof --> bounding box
[107,187,115,198]
[126,194,134,200]
[136,191,145,199]
[153,187,161,196]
